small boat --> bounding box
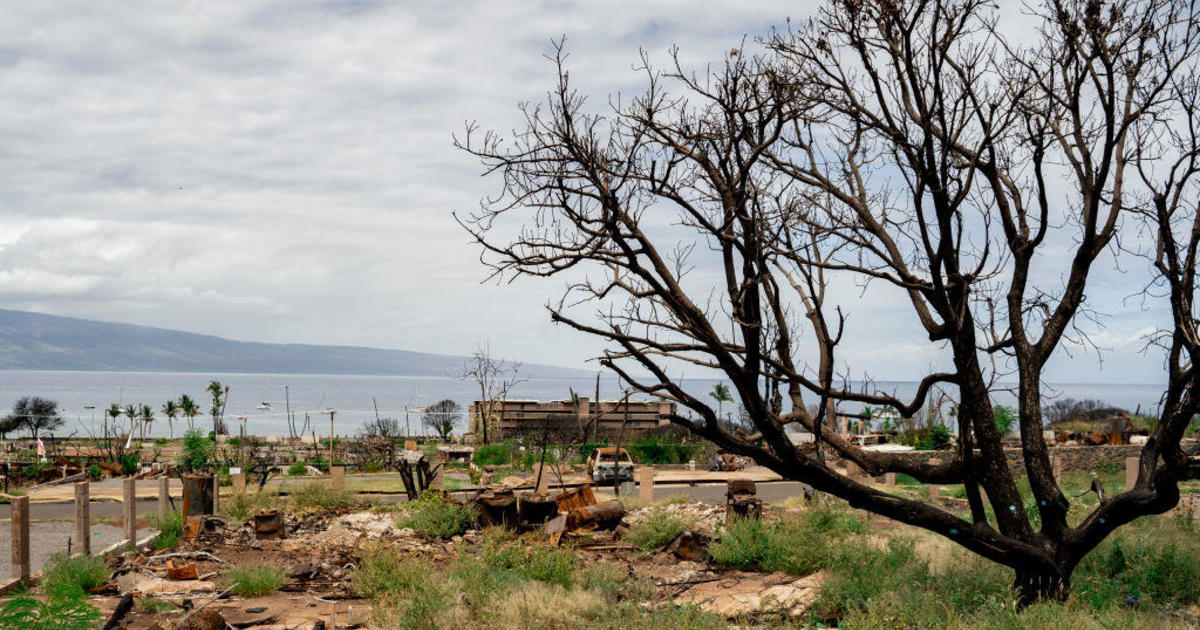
[256,401,272,410]
[83,404,96,410]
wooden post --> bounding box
[430,463,444,490]
[11,496,29,581]
[75,481,90,555]
[637,466,655,504]
[1126,456,1139,491]
[232,472,246,494]
[533,463,550,494]
[1052,455,1063,483]
[123,478,136,545]
[331,465,345,489]
[158,476,170,519]
[884,472,896,487]
[928,483,940,504]
[212,475,220,514]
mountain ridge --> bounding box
[0,309,588,378]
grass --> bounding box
[224,564,287,597]
[149,509,184,550]
[398,492,477,538]
[710,499,867,575]
[286,482,357,512]
[40,553,110,597]
[625,510,686,550]
[221,490,280,522]
[139,598,178,614]
[0,591,103,630]
[353,533,718,630]
[701,496,1200,628]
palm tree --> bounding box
[161,400,179,439]
[206,381,229,435]
[123,404,137,438]
[179,395,200,431]
[105,403,122,439]
[138,404,155,440]
[709,383,733,422]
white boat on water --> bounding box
[257,401,272,410]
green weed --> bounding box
[224,564,287,597]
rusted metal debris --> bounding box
[253,509,285,538]
[166,560,200,580]
[725,479,762,525]
[664,529,713,563]
[554,484,597,513]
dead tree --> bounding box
[461,344,525,444]
[456,0,1200,604]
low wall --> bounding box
[855,444,1143,475]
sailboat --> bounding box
[256,402,272,410]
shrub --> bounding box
[625,510,686,550]
[287,461,307,476]
[474,442,513,466]
[85,464,102,481]
[40,553,110,597]
[178,429,212,473]
[287,482,355,512]
[399,492,477,538]
[224,564,286,597]
[119,454,138,476]
[149,509,184,550]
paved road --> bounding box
[0,522,152,579]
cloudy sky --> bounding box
[0,1,1170,385]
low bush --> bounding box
[398,492,477,538]
[625,510,686,551]
[40,553,110,597]
[149,509,184,550]
[287,461,307,476]
[85,464,102,481]
[224,564,287,597]
[178,429,212,473]
[473,442,513,466]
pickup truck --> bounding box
[586,447,635,484]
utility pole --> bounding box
[327,409,336,466]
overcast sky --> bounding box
[0,1,1171,385]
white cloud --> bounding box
[0,1,1176,385]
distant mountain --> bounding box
[0,309,588,378]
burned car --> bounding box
[586,447,635,484]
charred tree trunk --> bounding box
[1014,566,1069,607]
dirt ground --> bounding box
[90,496,828,629]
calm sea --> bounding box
[0,370,1171,438]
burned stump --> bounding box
[181,474,215,517]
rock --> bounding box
[177,609,226,630]
[674,570,826,618]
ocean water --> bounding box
[0,370,1171,438]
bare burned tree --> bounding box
[461,344,525,444]
[456,0,1200,604]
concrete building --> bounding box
[467,398,675,440]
